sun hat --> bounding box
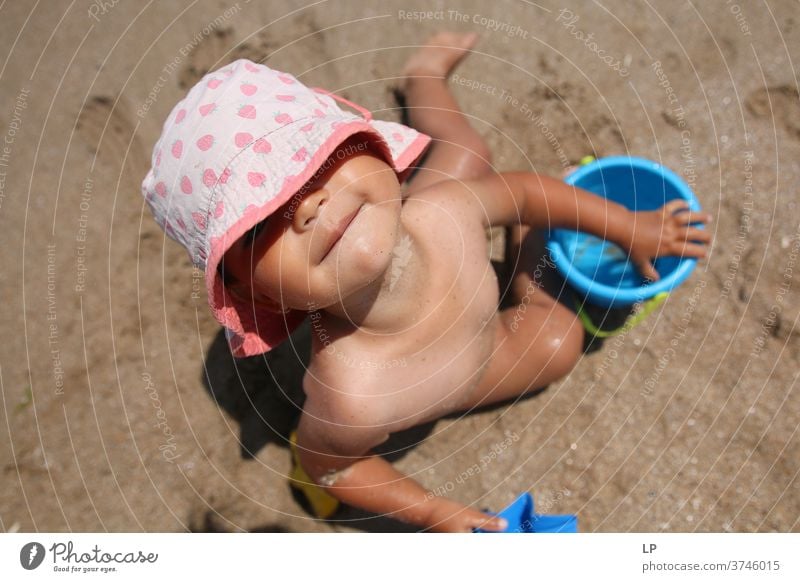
[141,58,431,357]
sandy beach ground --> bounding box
[1,0,798,533]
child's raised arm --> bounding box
[442,171,712,281]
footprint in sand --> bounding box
[77,94,148,176]
[177,15,330,90]
[745,85,800,139]
[177,28,275,90]
[76,93,160,245]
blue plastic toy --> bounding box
[475,492,577,533]
[546,156,703,312]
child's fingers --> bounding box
[475,514,508,532]
[683,227,712,243]
[675,210,713,226]
[664,199,690,214]
[674,242,708,258]
[635,258,660,282]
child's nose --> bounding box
[294,190,329,231]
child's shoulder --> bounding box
[303,349,400,427]
[404,178,483,223]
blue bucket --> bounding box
[546,156,702,310]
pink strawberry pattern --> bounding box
[238,105,256,119]
[171,140,183,158]
[199,103,216,116]
[203,169,217,187]
[214,201,225,218]
[253,138,271,154]
[192,212,206,230]
[180,175,192,194]
[235,132,253,147]
[248,172,266,187]
[196,134,214,151]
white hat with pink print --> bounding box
[141,58,431,356]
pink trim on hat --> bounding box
[311,87,373,121]
[394,132,431,181]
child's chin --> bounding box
[330,237,393,282]
[335,217,396,274]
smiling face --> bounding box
[221,134,403,312]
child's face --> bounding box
[222,136,403,311]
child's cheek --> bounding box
[347,214,397,275]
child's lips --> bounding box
[320,204,363,261]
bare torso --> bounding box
[304,187,500,435]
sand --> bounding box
[1,0,798,533]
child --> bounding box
[142,32,711,532]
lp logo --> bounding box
[20,542,46,570]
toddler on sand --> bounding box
[142,32,711,532]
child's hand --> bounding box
[424,497,508,533]
[623,199,713,281]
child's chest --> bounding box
[333,196,502,431]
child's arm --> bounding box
[443,171,712,280]
[295,407,508,533]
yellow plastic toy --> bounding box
[288,429,340,519]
